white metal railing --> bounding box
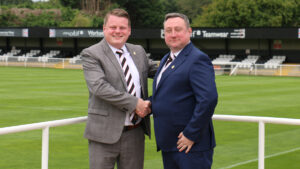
[213,62,300,77]
[213,115,300,169]
[0,115,300,169]
[0,56,82,69]
[0,116,87,169]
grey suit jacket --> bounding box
[81,39,156,144]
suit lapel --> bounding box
[153,53,169,95]
[155,54,187,91]
[101,40,128,90]
[154,43,193,93]
[126,44,142,74]
[126,44,145,96]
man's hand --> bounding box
[135,98,151,118]
[177,132,194,154]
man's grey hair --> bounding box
[164,13,190,28]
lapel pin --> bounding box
[133,51,136,55]
[171,65,175,69]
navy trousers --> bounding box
[162,149,214,169]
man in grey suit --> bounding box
[81,8,156,169]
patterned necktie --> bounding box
[116,49,138,124]
[165,55,173,66]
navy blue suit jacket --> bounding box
[151,42,218,152]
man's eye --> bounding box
[175,28,182,32]
[165,30,172,34]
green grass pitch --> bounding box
[0,66,299,169]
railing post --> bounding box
[42,127,49,169]
[279,65,282,76]
[258,121,265,169]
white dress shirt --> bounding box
[109,44,142,126]
[156,50,181,87]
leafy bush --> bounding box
[0,11,19,26]
[22,12,60,27]
[70,13,92,27]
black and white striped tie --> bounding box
[116,49,138,124]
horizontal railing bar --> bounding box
[0,116,87,135]
[213,114,300,125]
[1,115,299,136]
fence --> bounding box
[1,56,300,77]
[0,115,300,169]
[0,56,82,69]
[213,62,300,77]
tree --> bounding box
[0,11,19,26]
[60,0,81,9]
[161,0,180,14]
[118,0,165,28]
[22,12,60,27]
[176,0,211,22]
[0,0,32,5]
[192,0,300,27]
[81,0,113,14]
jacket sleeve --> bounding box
[183,54,218,142]
[81,49,138,114]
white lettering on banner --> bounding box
[202,31,229,38]
[160,29,164,39]
[62,30,84,37]
[0,31,14,36]
[230,29,245,38]
[87,30,104,37]
[161,28,246,39]
[191,30,201,38]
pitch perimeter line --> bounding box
[219,147,300,169]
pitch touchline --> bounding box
[219,147,300,169]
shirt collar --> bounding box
[170,41,191,59]
[171,49,182,60]
[108,44,127,55]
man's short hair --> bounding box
[104,8,131,26]
[164,13,190,28]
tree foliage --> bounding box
[60,0,81,9]
[22,11,60,27]
[176,0,211,21]
[0,0,299,27]
[120,0,165,28]
[192,0,300,27]
[0,11,19,26]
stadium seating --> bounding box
[69,54,82,64]
[264,55,286,69]
[212,54,235,64]
[238,55,260,68]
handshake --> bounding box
[135,98,151,118]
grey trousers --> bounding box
[88,127,145,169]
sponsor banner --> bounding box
[0,28,28,37]
[160,28,245,39]
[49,29,104,38]
[298,28,300,38]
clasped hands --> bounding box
[135,98,151,118]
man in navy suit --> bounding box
[151,13,218,169]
